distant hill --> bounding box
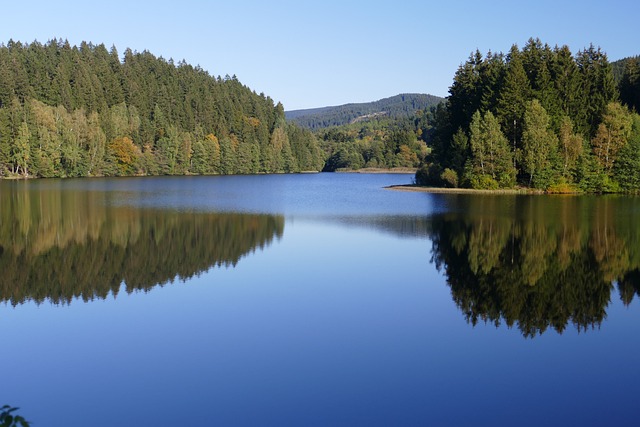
[286,93,444,130]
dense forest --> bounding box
[285,93,443,129]
[416,38,640,192]
[0,39,324,178]
[318,110,433,171]
[285,93,442,171]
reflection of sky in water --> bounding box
[2,175,640,426]
[93,173,434,216]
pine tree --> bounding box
[612,114,640,190]
[496,45,530,154]
[575,45,618,137]
[620,58,640,112]
[551,45,580,119]
[448,50,484,135]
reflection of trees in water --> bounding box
[428,195,640,337]
[0,185,284,306]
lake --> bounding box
[2,173,639,426]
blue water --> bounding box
[1,174,639,426]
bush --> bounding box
[470,174,499,190]
[546,182,582,194]
[498,170,516,188]
[440,168,458,188]
[601,176,621,193]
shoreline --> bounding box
[385,184,543,194]
[336,167,417,174]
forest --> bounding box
[416,38,640,192]
[0,39,325,178]
[284,93,440,172]
[318,110,434,171]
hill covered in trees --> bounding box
[285,93,443,130]
[415,38,640,192]
[317,110,434,171]
[0,39,324,178]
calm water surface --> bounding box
[1,174,639,426]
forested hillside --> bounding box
[0,39,324,178]
[286,93,443,129]
[318,110,434,171]
[416,38,640,192]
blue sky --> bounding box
[1,0,637,110]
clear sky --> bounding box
[1,0,637,110]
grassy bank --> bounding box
[386,184,544,194]
[336,167,417,174]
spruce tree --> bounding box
[496,45,530,155]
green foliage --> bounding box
[591,102,633,173]
[546,181,582,194]
[522,99,559,188]
[465,110,515,188]
[558,116,583,180]
[0,39,324,177]
[440,168,458,188]
[613,114,640,191]
[318,111,431,171]
[0,405,29,427]
[416,38,638,193]
[496,44,529,135]
[575,150,607,193]
[469,174,499,190]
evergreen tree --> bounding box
[613,114,640,191]
[619,58,640,112]
[575,45,618,136]
[496,45,530,156]
[551,45,580,119]
[448,50,484,136]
